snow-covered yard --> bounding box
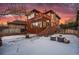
[0,34,79,55]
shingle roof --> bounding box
[8,20,27,25]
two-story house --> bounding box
[26,9,61,34]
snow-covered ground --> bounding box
[0,34,79,55]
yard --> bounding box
[0,34,79,55]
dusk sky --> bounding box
[0,3,79,24]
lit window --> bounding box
[43,22,46,27]
[32,22,39,27]
[32,21,43,28]
[47,20,49,22]
[28,13,35,19]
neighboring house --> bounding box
[76,10,79,31]
[0,26,8,33]
[26,9,61,34]
[3,20,27,33]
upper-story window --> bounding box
[28,13,35,19]
[47,12,51,16]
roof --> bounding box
[8,20,27,25]
[27,9,42,16]
[44,10,61,19]
[31,9,41,13]
[44,10,54,14]
[27,9,60,22]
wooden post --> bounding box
[0,37,2,46]
[25,16,29,38]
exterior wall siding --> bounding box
[2,28,21,33]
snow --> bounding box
[0,34,79,55]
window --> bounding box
[47,12,51,16]
[38,22,42,28]
[43,21,46,28]
[47,20,49,23]
[28,13,35,19]
[51,14,54,19]
[32,21,42,28]
[32,22,39,27]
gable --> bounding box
[27,9,41,20]
[44,10,61,19]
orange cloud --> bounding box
[59,17,72,24]
[0,15,27,25]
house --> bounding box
[76,10,79,31]
[0,26,9,37]
[0,26,8,33]
[3,20,27,33]
[26,9,61,35]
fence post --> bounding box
[0,37,2,46]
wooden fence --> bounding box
[57,29,79,37]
